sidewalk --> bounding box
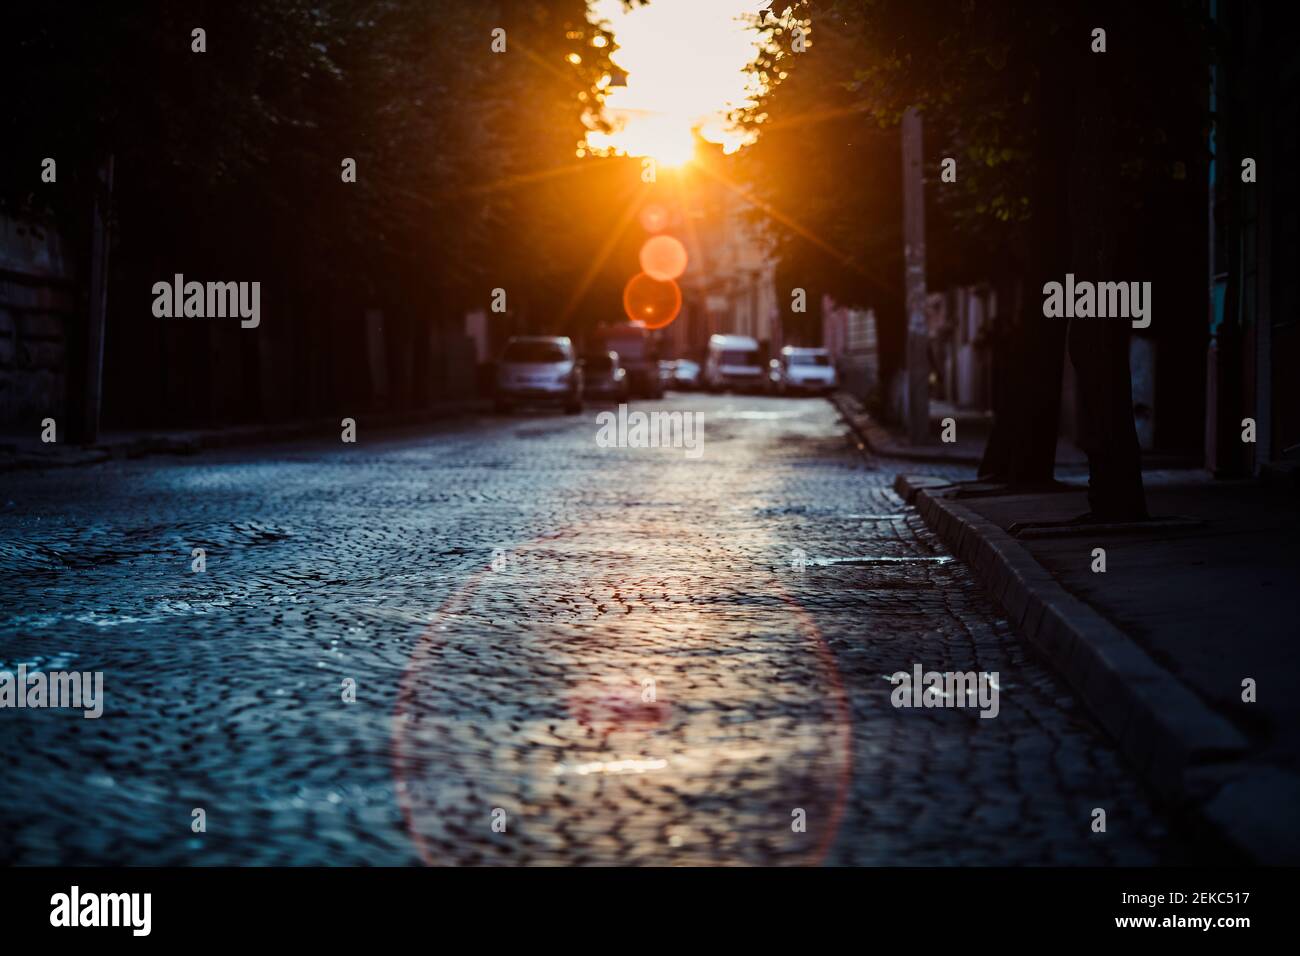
[830,390,1087,467]
[0,399,488,473]
[895,469,1300,864]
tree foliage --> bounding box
[739,0,1212,340]
[0,0,616,318]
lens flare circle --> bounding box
[391,538,854,867]
[622,272,682,330]
[638,203,670,233]
[638,235,688,281]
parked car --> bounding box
[672,358,701,390]
[583,350,630,402]
[773,346,838,394]
[590,322,663,399]
[658,360,677,390]
[704,334,764,392]
[494,336,583,414]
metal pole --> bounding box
[901,107,930,445]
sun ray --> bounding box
[666,172,707,291]
[558,180,652,327]
[466,160,593,197]
[742,100,873,137]
[690,159,866,278]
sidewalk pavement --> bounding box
[894,469,1300,864]
[0,399,488,473]
[830,390,1088,468]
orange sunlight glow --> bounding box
[587,0,767,165]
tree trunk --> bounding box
[68,153,113,444]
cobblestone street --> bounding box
[0,395,1192,865]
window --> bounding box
[720,350,758,365]
[504,341,569,363]
[605,336,645,360]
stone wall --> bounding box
[0,214,76,429]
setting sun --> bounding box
[597,111,696,166]
[586,0,765,163]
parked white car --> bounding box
[705,334,764,392]
[494,336,583,414]
[773,346,837,395]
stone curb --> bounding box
[894,472,1299,864]
[828,391,984,465]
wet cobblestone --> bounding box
[0,396,1189,864]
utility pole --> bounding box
[901,107,930,445]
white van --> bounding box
[774,346,838,394]
[705,334,764,392]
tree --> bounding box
[742,0,1211,517]
[0,0,618,422]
